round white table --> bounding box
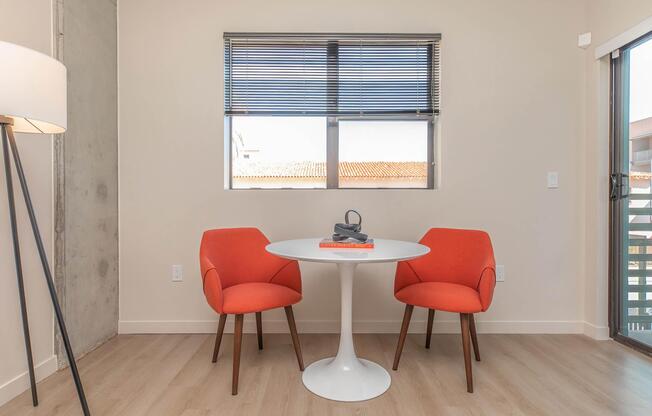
[266,238,430,402]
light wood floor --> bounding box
[1,333,652,416]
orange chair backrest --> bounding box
[200,227,296,290]
[395,228,495,292]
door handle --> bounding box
[610,173,630,200]
[610,174,618,200]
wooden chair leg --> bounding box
[393,304,414,370]
[284,306,304,371]
[469,314,480,361]
[256,311,263,350]
[460,313,473,393]
[425,309,435,349]
[212,314,227,363]
[232,314,244,395]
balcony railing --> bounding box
[627,202,652,331]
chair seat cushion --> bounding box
[222,282,302,314]
[395,282,482,313]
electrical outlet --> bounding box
[496,265,505,282]
[172,265,183,282]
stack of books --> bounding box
[319,238,375,248]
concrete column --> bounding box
[53,0,118,365]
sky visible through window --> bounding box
[630,38,652,122]
[232,117,326,162]
[232,117,427,163]
[339,121,427,162]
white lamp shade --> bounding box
[0,41,67,134]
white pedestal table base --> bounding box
[302,357,391,402]
[302,263,391,401]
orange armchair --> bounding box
[392,228,496,393]
[200,227,304,395]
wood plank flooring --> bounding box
[1,333,651,416]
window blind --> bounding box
[224,33,440,116]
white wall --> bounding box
[118,0,589,335]
[0,0,56,405]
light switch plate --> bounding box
[547,172,559,189]
[172,264,183,282]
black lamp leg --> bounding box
[5,125,91,416]
[1,124,38,407]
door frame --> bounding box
[608,31,652,356]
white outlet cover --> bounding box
[496,265,505,282]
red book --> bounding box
[319,238,374,248]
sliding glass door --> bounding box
[610,32,652,352]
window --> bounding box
[224,33,440,189]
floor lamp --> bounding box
[0,42,90,415]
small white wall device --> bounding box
[578,32,591,49]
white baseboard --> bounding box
[0,355,58,407]
[119,319,586,335]
[583,322,610,340]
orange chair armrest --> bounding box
[394,261,421,294]
[203,268,224,314]
[477,266,496,311]
[269,260,302,294]
[200,256,224,314]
